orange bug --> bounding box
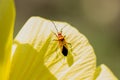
[51,21,71,56]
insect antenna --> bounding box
[51,21,59,33]
[60,24,67,33]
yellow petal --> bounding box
[9,17,96,80]
[95,64,118,80]
[0,0,15,79]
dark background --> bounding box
[15,0,120,78]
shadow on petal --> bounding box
[9,42,57,80]
[67,52,74,67]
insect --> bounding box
[51,21,71,57]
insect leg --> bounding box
[52,39,59,41]
[52,40,63,58]
[67,43,72,49]
[51,30,58,38]
[61,57,67,65]
[67,42,77,56]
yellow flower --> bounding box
[10,17,96,80]
[0,0,15,80]
[95,64,118,80]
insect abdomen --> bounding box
[62,46,68,56]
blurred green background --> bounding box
[15,0,120,78]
